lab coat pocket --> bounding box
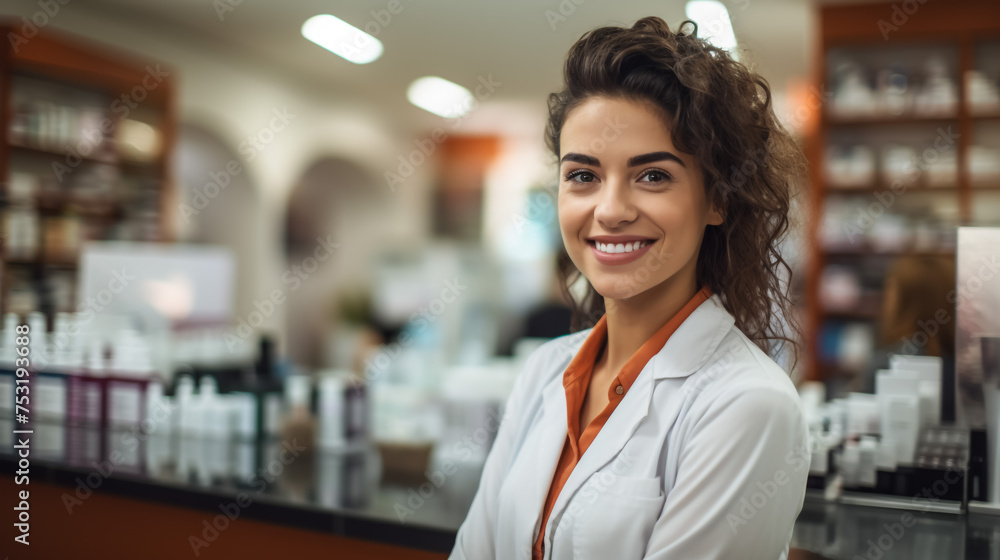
[571,474,665,560]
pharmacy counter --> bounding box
[3,421,1000,559]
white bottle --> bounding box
[198,374,230,480]
[107,329,155,429]
[174,374,195,436]
[319,373,347,449]
[200,375,229,440]
[876,370,920,465]
[144,380,171,437]
[81,338,108,426]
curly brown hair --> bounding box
[546,16,806,361]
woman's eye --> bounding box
[639,169,672,184]
[565,170,597,183]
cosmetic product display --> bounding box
[969,427,990,504]
[816,350,970,513]
[970,336,1000,515]
[30,312,68,423]
[825,145,876,189]
[966,70,1000,114]
[280,373,316,450]
[818,197,957,254]
[830,57,958,119]
[0,314,19,424]
[968,145,1000,186]
[106,329,157,430]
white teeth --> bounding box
[595,240,649,254]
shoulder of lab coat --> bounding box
[449,331,588,560]
[643,326,810,560]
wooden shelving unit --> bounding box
[0,21,176,321]
[805,0,1000,384]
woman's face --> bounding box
[557,96,723,302]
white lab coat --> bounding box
[449,293,810,560]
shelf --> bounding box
[4,257,78,269]
[806,0,1000,385]
[824,114,958,127]
[9,190,123,217]
[9,142,117,166]
[823,309,879,321]
[0,21,175,318]
[826,111,1000,126]
[821,248,956,257]
[825,184,960,193]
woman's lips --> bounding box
[587,239,655,265]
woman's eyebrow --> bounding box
[627,151,686,168]
[560,152,600,166]
[559,151,686,168]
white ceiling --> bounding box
[78,0,816,133]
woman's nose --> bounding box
[593,180,637,228]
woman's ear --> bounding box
[707,202,724,226]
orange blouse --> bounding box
[531,285,713,560]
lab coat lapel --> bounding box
[511,371,571,553]
[546,360,655,525]
[544,294,736,527]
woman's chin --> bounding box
[590,281,646,303]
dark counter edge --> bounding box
[0,456,458,554]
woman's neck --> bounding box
[599,272,699,378]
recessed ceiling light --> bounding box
[685,0,739,61]
[407,76,474,118]
[302,14,383,64]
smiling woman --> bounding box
[450,16,810,560]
